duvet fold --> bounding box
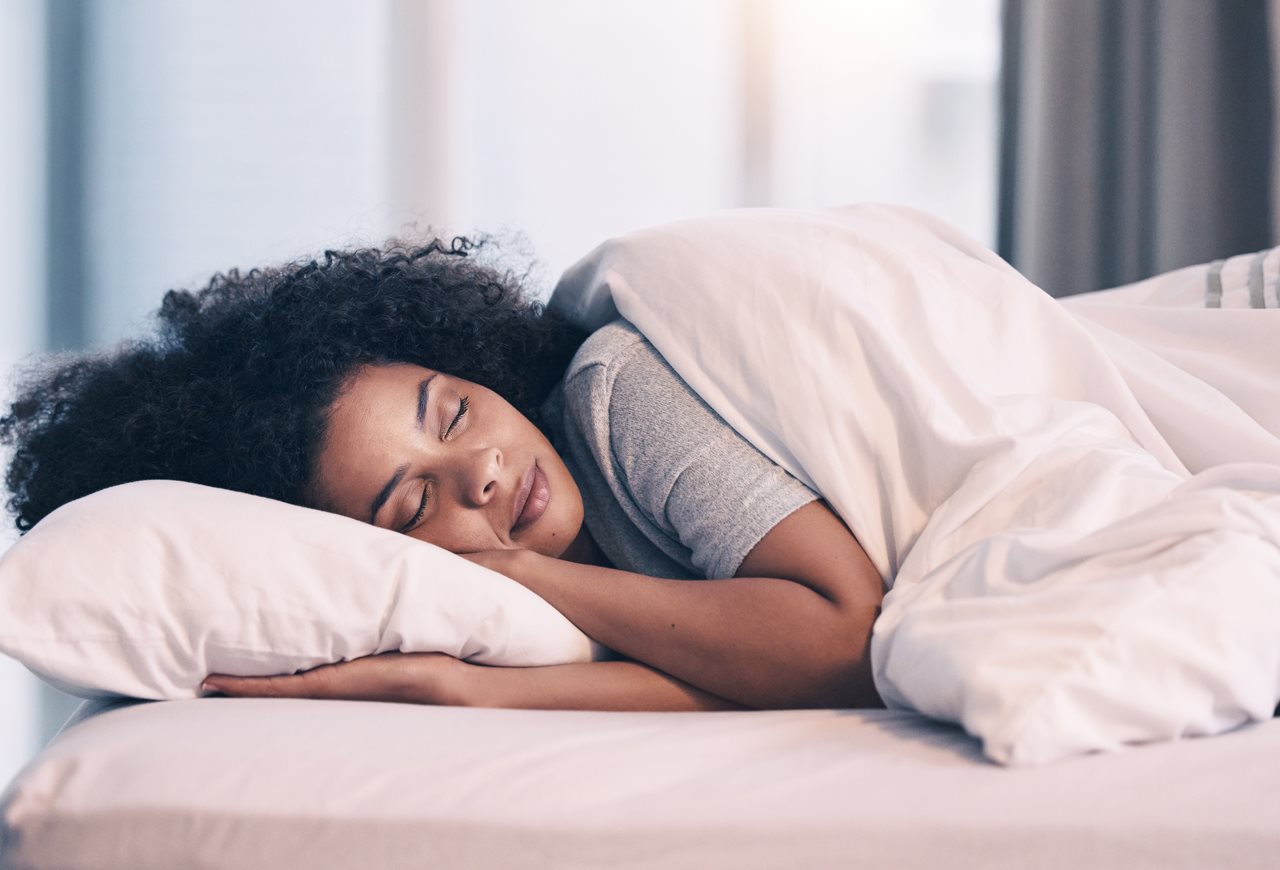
[550,204,1280,764]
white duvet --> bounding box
[549,204,1280,765]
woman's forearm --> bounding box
[463,659,744,712]
[498,551,879,710]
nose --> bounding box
[459,445,502,507]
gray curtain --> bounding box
[998,0,1276,297]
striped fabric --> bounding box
[1205,247,1280,308]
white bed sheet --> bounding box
[3,698,1278,869]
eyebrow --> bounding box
[369,374,438,525]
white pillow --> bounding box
[0,480,601,700]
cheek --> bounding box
[536,482,584,556]
[410,512,498,554]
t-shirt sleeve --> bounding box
[603,340,818,579]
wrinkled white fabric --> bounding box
[8,699,1280,870]
[0,481,602,701]
[550,204,1280,764]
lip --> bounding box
[511,461,550,534]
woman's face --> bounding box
[309,362,585,557]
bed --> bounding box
[4,205,1280,867]
[3,697,1279,869]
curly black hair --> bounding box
[1,237,587,533]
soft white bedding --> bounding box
[5,208,1280,867]
[3,698,1278,870]
[0,481,603,702]
[1061,253,1280,471]
[550,204,1280,764]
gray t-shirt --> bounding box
[543,320,818,580]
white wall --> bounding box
[767,0,1000,237]
[458,0,745,285]
[389,0,1000,288]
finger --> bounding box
[204,660,394,702]
[202,673,309,698]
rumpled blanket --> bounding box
[549,204,1280,764]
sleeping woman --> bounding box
[1,238,885,712]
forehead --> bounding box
[323,363,435,455]
[339,362,434,400]
[329,362,440,423]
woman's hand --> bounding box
[202,651,472,706]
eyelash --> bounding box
[402,395,470,533]
[445,395,470,438]
[400,481,432,533]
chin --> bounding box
[544,520,586,560]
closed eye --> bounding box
[399,481,432,533]
[444,395,470,438]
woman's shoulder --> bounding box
[561,319,712,434]
[555,319,820,580]
[562,319,651,386]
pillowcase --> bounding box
[0,480,601,700]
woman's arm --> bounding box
[469,500,885,710]
[467,659,743,711]
[205,501,882,711]
[204,652,741,711]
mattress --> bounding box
[3,698,1278,869]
